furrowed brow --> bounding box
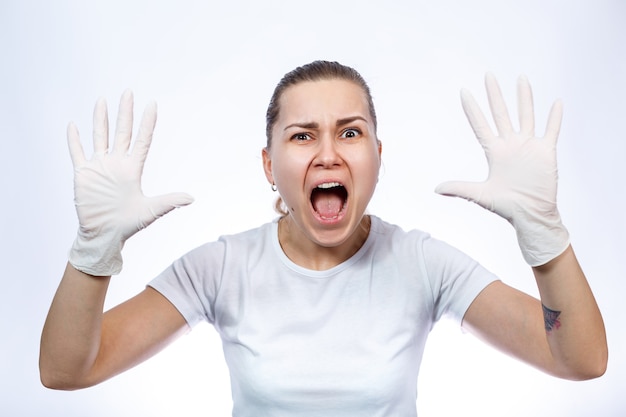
[336,116,368,127]
[284,122,319,131]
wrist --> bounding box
[513,211,570,267]
[68,233,124,276]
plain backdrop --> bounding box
[1,1,624,415]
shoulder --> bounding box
[218,220,275,243]
[217,220,276,256]
[368,216,479,269]
[369,216,434,250]
[173,221,275,267]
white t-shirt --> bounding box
[149,216,499,416]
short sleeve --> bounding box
[421,236,499,325]
[148,240,226,328]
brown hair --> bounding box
[265,60,378,149]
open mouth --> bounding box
[310,182,348,220]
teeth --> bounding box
[317,182,342,189]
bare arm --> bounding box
[437,74,607,380]
[41,91,192,389]
[40,262,188,390]
[462,245,607,380]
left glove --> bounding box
[435,73,570,267]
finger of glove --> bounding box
[460,88,495,146]
[112,89,134,155]
[517,75,535,137]
[544,99,563,146]
[485,73,514,137]
[141,192,195,227]
[67,122,87,167]
[92,97,109,155]
[435,181,486,207]
[132,101,157,170]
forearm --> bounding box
[533,245,608,379]
[39,262,111,389]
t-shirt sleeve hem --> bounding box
[453,274,500,328]
[147,279,205,328]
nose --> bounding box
[313,135,343,168]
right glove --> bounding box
[67,90,194,276]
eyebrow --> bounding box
[283,115,368,131]
[337,116,368,127]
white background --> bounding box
[1,0,624,415]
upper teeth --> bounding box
[317,182,341,189]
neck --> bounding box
[278,215,371,271]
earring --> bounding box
[271,183,278,192]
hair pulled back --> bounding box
[265,60,378,149]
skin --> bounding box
[262,79,382,270]
[40,264,187,389]
[463,246,607,380]
[40,78,607,391]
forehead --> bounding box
[278,79,370,122]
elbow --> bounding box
[40,372,93,391]
[579,345,609,380]
[558,349,608,381]
[39,366,82,391]
[40,378,67,391]
[40,371,73,391]
[567,365,607,381]
[575,356,608,381]
[39,354,68,390]
[39,359,93,391]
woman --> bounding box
[40,61,607,416]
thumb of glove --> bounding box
[136,192,195,231]
[435,181,491,209]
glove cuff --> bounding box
[513,210,570,267]
[68,234,124,276]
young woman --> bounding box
[40,61,607,416]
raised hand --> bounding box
[67,90,194,276]
[435,74,569,266]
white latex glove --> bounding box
[435,73,570,267]
[67,90,194,276]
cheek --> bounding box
[353,150,381,184]
[271,155,307,196]
[272,156,296,179]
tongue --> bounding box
[312,192,343,218]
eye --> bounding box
[340,128,361,139]
[291,132,312,142]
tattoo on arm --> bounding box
[542,304,562,332]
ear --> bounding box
[377,139,383,165]
[262,147,274,185]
